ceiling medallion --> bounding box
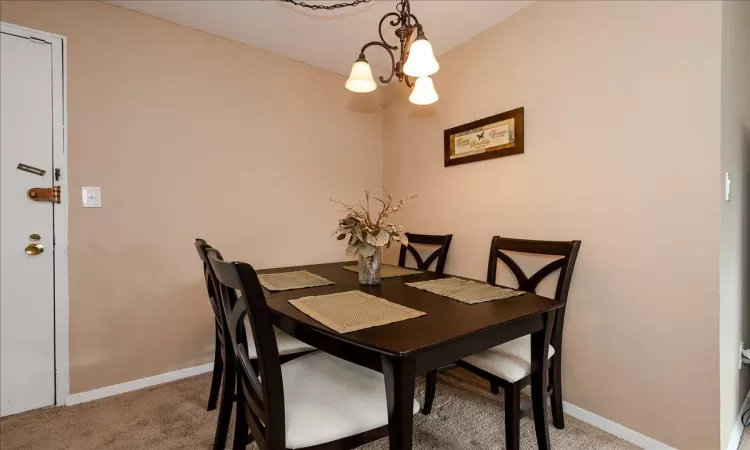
[280,0,439,105]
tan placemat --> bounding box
[258,270,334,292]
[342,264,423,278]
[406,277,523,304]
[289,290,426,334]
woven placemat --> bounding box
[342,264,423,278]
[258,270,334,292]
[406,277,523,304]
[289,290,426,334]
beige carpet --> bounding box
[740,425,750,450]
[1,369,636,450]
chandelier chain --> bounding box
[279,0,371,11]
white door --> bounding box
[0,30,56,416]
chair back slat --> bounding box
[491,250,528,289]
[207,250,286,449]
[236,342,267,421]
[487,236,581,350]
[525,259,566,293]
[398,233,453,275]
[223,298,263,410]
[243,398,267,450]
[490,236,575,257]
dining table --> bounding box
[260,261,561,450]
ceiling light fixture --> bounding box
[280,0,439,105]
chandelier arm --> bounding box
[359,42,397,84]
[378,12,401,50]
[399,24,418,87]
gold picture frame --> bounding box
[444,107,524,167]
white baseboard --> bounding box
[65,363,214,405]
[63,362,681,450]
[563,401,677,450]
[726,390,750,450]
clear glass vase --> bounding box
[358,247,382,285]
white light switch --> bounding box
[81,186,101,208]
[725,172,731,202]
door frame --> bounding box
[1,22,69,407]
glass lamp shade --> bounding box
[345,59,377,93]
[409,76,439,105]
[403,38,439,77]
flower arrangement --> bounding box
[331,188,417,257]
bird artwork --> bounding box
[476,131,485,140]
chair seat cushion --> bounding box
[462,335,555,384]
[245,320,315,360]
[280,351,420,449]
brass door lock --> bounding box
[27,186,61,203]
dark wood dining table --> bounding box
[260,261,561,450]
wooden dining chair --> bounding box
[194,239,315,450]
[422,236,580,450]
[207,250,421,450]
[194,238,227,414]
[398,233,453,276]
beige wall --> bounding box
[382,2,722,448]
[719,1,750,448]
[0,0,384,393]
[0,0,737,447]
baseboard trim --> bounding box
[726,390,750,450]
[563,401,677,450]
[65,363,213,406]
[64,363,680,450]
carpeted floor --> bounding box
[0,369,636,450]
[740,425,750,450]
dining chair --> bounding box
[422,236,581,450]
[398,233,453,276]
[207,250,420,450]
[194,239,227,413]
[194,239,315,450]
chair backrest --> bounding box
[207,250,285,450]
[398,233,453,275]
[194,239,226,339]
[487,236,581,350]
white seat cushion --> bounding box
[280,351,420,449]
[244,319,315,359]
[462,335,555,384]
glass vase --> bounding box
[358,247,382,285]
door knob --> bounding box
[25,243,44,255]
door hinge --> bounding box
[28,36,47,45]
[27,186,61,204]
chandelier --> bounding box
[280,0,440,105]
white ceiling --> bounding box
[107,0,531,79]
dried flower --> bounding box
[331,188,417,257]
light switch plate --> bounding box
[725,172,731,202]
[81,186,101,208]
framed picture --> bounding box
[444,107,524,167]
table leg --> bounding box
[382,355,416,450]
[530,311,556,450]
